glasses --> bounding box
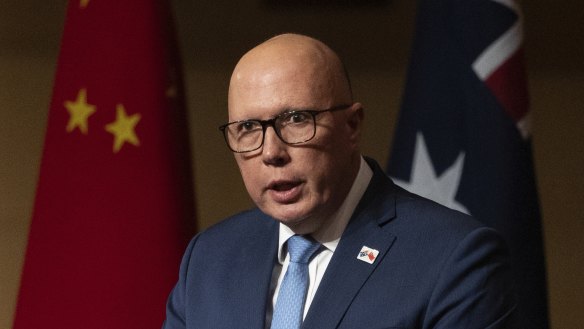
[219,104,352,153]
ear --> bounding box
[346,102,364,147]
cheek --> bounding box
[307,137,354,190]
[301,151,337,191]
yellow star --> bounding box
[65,88,96,135]
[105,104,141,153]
[80,0,90,8]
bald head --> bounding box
[228,34,353,118]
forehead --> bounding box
[228,60,333,121]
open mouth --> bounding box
[267,180,302,203]
[270,181,300,191]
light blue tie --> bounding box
[271,235,321,329]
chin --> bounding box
[270,208,321,234]
[272,210,307,224]
[262,203,304,220]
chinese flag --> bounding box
[13,1,196,328]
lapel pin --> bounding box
[357,246,379,264]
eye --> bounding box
[236,121,261,132]
[282,111,311,125]
[230,120,262,135]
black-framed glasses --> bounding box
[219,104,352,153]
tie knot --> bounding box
[287,235,320,264]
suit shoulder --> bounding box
[393,187,484,234]
[191,208,277,247]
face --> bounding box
[227,37,363,234]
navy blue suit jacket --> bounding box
[163,159,515,328]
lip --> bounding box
[266,180,303,204]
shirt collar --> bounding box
[277,156,373,264]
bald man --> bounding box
[163,34,516,329]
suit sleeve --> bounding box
[162,235,198,329]
[424,227,517,329]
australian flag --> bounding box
[387,0,549,328]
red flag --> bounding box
[14,1,195,327]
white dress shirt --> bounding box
[267,157,373,326]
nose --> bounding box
[262,126,290,166]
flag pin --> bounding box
[357,246,379,264]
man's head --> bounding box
[226,33,364,234]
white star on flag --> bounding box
[392,132,470,214]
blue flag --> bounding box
[387,0,549,328]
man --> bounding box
[163,34,515,329]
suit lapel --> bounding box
[302,161,399,329]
